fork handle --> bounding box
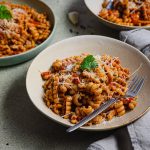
[66,98,118,132]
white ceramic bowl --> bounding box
[0,0,56,66]
[26,35,150,131]
[84,0,150,30]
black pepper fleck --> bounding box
[80,25,86,30]
[69,29,73,33]
[6,143,9,146]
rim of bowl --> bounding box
[26,35,150,131]
[84,0,150,29]
[0,0,56,60]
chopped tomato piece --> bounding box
[128,97,134,102]
[41,71,51,80]
[131,13,139,24]
[72,73,78,77]
[72,77,80,84]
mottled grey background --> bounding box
[0,0,130,150]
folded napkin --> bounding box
[120,29,150,59]
[87,29,150,150]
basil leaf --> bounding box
[80,55,98,71]
[0,5,12,19]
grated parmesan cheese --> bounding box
[94,55,101,61]
[58,73,72,85]
[12,8,27,15]
[0,19,20,37]
[0,7,27,36]
[0,19,18,30]
[66,64,74,71]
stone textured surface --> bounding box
[0,0,119,149]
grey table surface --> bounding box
[0,0,132,150]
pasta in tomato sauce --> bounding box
[99,0,150,26]
[41,54,137,126]
[0,2,51,57]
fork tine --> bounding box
[128,75,138,89]
[130,77,142,92]
[132,78,144,94]
[129,76,141,92]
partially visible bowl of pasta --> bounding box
[26,35,150,131]
[0,0,55,66]
[84,0,150,30]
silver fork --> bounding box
[66,75,145,132]
[106,0,114,10]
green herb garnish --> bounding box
[0,5,12,19]
[80,55,98,71]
